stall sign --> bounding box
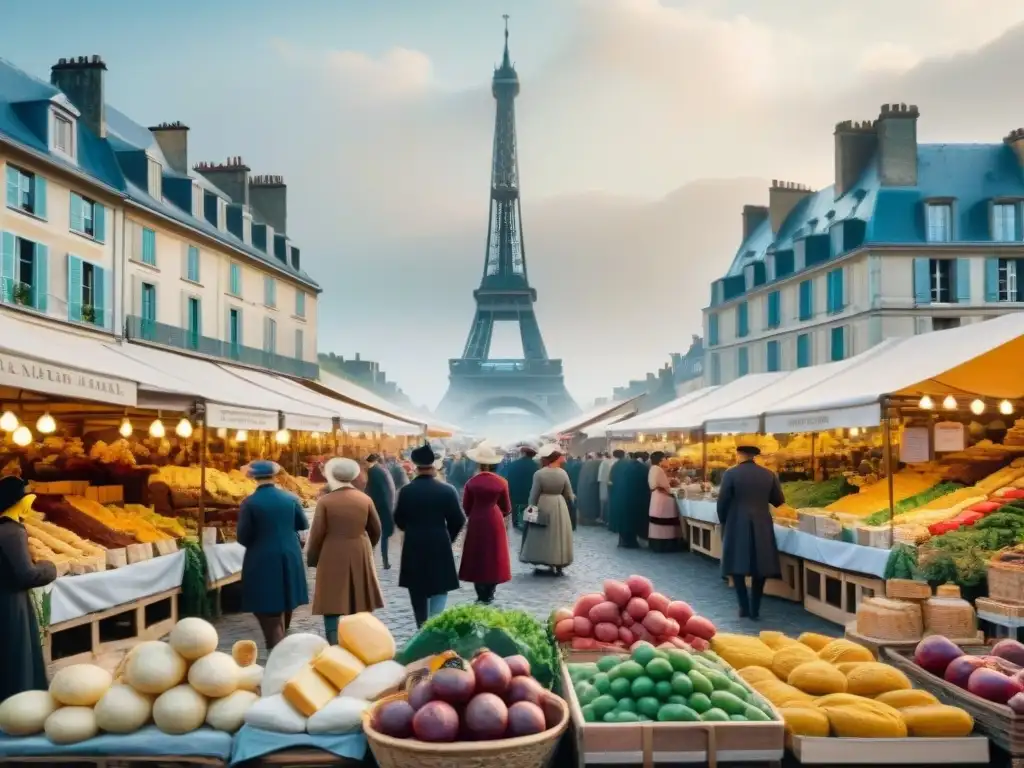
[934,421,966,453]
[205,403,279,430]
[0,352,137,406]
[705,417,759,435]
[900,427,930,464]
[282,413,334,433]
[764,401,882,434]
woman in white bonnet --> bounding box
[306,457,385,644]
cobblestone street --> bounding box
[212,525,836,659]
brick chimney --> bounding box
[768,180,812,233]
[149,122,189,175]
[742,204,769,241]
[193,156,249,206]
[876,103,919,187]
[50,55,107,137]
[249,175,287,233]
[834,119,877,198]
[1004,128,1024,167]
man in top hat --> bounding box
[505,442,540,530]
[717,445,785,620]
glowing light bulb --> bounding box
[175,418,193,438]
[36,413,56,434]
[1000,400,1015,416]
[149,419,165,439]
[275,429,291,445]
[0,411,19,432]
[970,399,985,416]
[216,428,227,439]
[119,418,133,438]
[310,431,320,439]
[12,426,32,447]
[235,430,247,442]
[942,395,957,411]
[918,395,934,410]
[849,427,860,437]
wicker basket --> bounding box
[885,578,932,600]
[363,694,569,768]
[923,596,977,638]
[987,559,1024,604]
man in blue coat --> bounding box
[365,454,396,569]
[505,444,539,530]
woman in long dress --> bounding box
[519,444,574,575]
[458,442,512,604]
[647,451,682,552]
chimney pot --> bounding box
[50,54,107,137]
[876,101,919,186]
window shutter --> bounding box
[70,193,84,233]
[263,316,271,353]
[984,257,999,302]
[131,222,142,261]
[912,257,931,305]
[868,255,881,309]
[33,244,48,312]
[195,298,202,339]
[1,232,15,302]
[67,254,83,322]
[955,258,971,303]
[295,328,304,359]
[93,203,105,243]
[93,265,107,327]
[836,269,846,311]
[35,176,48,220]
[4,166,18,209]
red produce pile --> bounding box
[914,635,1024,706]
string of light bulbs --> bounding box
[917,395,1014,416]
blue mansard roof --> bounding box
[715,142,1024,305]
[0,58,318,290]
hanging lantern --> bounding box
[11,425,32,447]
[119,418,133,438]
[849,427,860,437]
[918,395,934,410]
[216,428,227,439]
[1000,400,1015,416]
[175,418,193,438]
[942,395,957,411]
[970,399,985,415]
[235,430,247,442]
[149,419,166,439]
[275,429,291,445]
[36,412,56,435]
[310,431,320,439]
[0,411,18,432]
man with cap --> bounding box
[364,454,396,569]
[717,445,785,620]
[393,442,466,627]
[505,443,539,530]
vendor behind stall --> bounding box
[0,476,57,701]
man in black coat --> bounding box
[576,453,603,525]
[717,445,785,620]
[607,449,634,544]
[625,452,652,545]
[365,454,396,569]
[394,443,467,627]
[505,444,539,530]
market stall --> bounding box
[542,394,646,442]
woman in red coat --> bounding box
[458,443,512,604]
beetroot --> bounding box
[603,579,632,607]
[504,655,531,678]
[408,680,436,711]
[506,675,544,706]
[991,639,1024,668]
[412,700,460,742]
[471,651,512,696]
[914,635,965,677]
[625,574,653,599]
[944,655,987,688]
[982,655,1022,676]
[967,667,1024,704]
[432,667,476,705]
[1010,692,1024,715]
[506,701,546,737]
[539,691,565,730]
[464,693,509,740]
[376,700,415,738]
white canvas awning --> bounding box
[762,313,1024,433]
[304,372,439,436]
[607,386,720,436]
[541,394,645,439]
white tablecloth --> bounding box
[42,550,187,625]
[204,542,245,584]
[677,498,719,523]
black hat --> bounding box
[0,476,27,513]
[410,442,436,468]
[737,445,761,456]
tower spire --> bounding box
[502,14,511,69]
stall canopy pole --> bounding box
[810,432,817,480]
[700,430,708,484]
[882,396,896,549]
[198,403,207,532]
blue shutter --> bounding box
[93,265,107,327]
[69,193,84,233]
[737,347,748,377]
[230,264,241,296]
[1,232,15,302]
[799,279,813,320]
[766,340,779,372]
[4,166,18,209]
[142,228,156,265]
[67,255,83,322]
[707,313,719,346]
[296,291,305,318]
[913,257,931,304]
[830,327,845,361]
[32,244,48,312]
[955,258,972,303]
[767,290,780,328]
[295,328,304,359]
[93,204,105,242]
[797,334,810,368]
[985,257,1000,302]
[188,246,199,282]
[35,176,47,220]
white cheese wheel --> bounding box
[237,664,264,693]
[206,689,259,733]
[261,633,328,697]
[94,683,152,734]
[49,664,113,706]
[188,651,240,698]
[125,641,187,695]
[243,693,307,733]
[307,697,370,735]
[0,690,59,736]
[152,685,208,735]
[44,706,98,745]
[340,661,408,702]
[168,617,220,661]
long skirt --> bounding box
[519,498,574,568]
[648,491,682,553]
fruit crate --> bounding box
[560,659,784,768]
[788,734,989,765]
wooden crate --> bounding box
[43,587,180,670]
[686,520,721,560]
[803,562,883,626]
[28,480,89,496]
[790,734,989,765]
[844,620,982,657]
[85,485,124,504]
[728,554,802,603]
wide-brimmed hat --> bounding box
[247,460,281,480]
[410,442,437,468]
[466,442,503,465]
[537,443,562,459]
[737,445,761,457]
[0,476,27,513]
[325,457,361,490]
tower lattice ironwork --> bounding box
[437,18,578,427]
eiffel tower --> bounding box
[437,18,578,429]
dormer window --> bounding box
[243,212,252,245]
[50,110,76,161]
[993,202,1018,242]
[147,157,163,200]
[925,202,953,242]
[191,183,203,218]
[216,198,226,231]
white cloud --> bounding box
[324,48,433,100]
[857,43,921,74]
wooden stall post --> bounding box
[198,404,207,531]
[700,430,708,484]
[809,431,817,480]
[883,396,896,548]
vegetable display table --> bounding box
[228,726,366,767]
[0,725,232,766]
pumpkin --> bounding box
[738,666,778,685]
[709,633,775,670]
[788,662,847,696]
[49,664,113,706]
[813,696,907,738]
[188,651,241,698]
[152,685,208,734]
[780,706,830,737]
[0,690,59,736]
[874,689,939,709]
[44,706,99,745]
[817,639,874,665]
[94,684,153,734]
[900,705,974,737]
[206,690,259,733]
[125,641,187,695]
[797,632,834,652]
[168,617,220,661]
[771,644,819,681]
[232,640,258,668]
[844,663,912,697]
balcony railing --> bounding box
[449,358,563,376]
[125,315,318,379]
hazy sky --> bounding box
[4,0,1024,410]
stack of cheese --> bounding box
[244,613,408,735]
[0,617,264,744]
